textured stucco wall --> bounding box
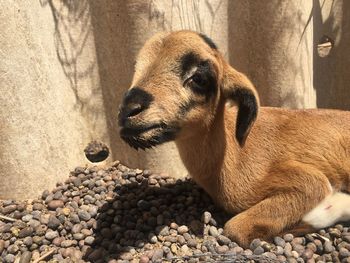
[229,1,316,108]
[0,1,109,199]
[313,0,350,110]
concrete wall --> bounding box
[0,0,109,199]
[0,0,349,199]
[229,1,315,108]
[313,0,350,110]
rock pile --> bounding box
[0,161,350,262]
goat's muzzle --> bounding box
[118,88,179,150]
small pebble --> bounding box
[45,230,59,240]
[324,240,335,253]
[18,227,34,238]
[78,210,92,221]
[47,200,64,210]
[274,236,286,247]
[217,235,231,245]
[250,238,262,250]
[284,233,294,242]
[209,226,219,237]
[47,215,61,229]
[253,246,264,255]
[177,225,189,234]
[84,236,95,245]
[4,254,15,263]
[151,248,164,262]
[19,251,32,263]
[202,211,211,224]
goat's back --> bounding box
[225,107,350,192]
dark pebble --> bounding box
[151,249,164,262]
[47,200,64,210]
[2,205,17,214]
[47,215,61,229]
[324,241,335,253]
[78,210,91,221]
[274,236,286,247]
[23,237,33,246]
[0,224,12,233]
[339,247,350,258]
[253,246,264,255]
[187,239,197,248]
[7,244,19,254]
[18,227,34,238]
[250,238,262,250]
[87,248,103,262]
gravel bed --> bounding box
[1,161,350,263]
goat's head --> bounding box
[118,30,259,150]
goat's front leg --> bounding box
[223,161,331,248]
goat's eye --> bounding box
[183,60,216,97]
[187,73,207,92]
[191,73,205,86]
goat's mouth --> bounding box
[119,122,179,150]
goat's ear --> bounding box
[221,66,260,147]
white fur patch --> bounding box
[302,192,350,229]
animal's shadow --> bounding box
[84,173,231,262]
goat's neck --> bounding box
[175,104,232,199]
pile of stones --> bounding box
[0,161,350,262]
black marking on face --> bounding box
[120,123,179,150]
[118,87,154,126]
[180,52,201,78]
[188,60,217,100]
[122,87,153,107]
[199,33,218,50]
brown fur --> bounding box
[118,30,350,248]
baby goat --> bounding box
[118,30,350,247]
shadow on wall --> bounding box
[88,1,148,165]
[313,0,350,110]
[39,0,98,108]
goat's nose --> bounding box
[123,102,144,118]
[118,87,154,125]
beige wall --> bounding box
[313,0,350,110]
[0,0,109,199]
[1,0,349,199]
[229,1,315,108]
